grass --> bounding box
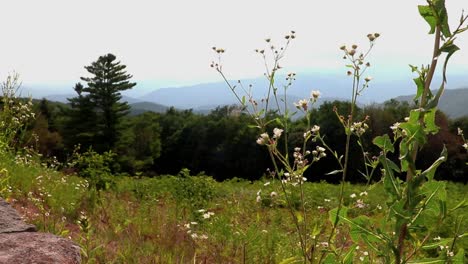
[0,152,466,263]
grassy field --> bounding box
[1,152,466,263]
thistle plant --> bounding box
[213,1,467,263]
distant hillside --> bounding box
[393,87,468,118]
[129,102,169,115]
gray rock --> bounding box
[0,198,36,233]
[0,232,81,264]
[0,198,81,263]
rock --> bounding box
[0,198,81,264]
[0,232,81,264]
[0,198,36,233]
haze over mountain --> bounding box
[25,72,468,113]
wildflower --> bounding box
[363,251,369,256]
[191,233,198,239]
[365,76,373,82]
[359,256,365,261]
[457,127,463,136]
[264,182,270,186]
[356,199,366,208]
[350,193,357,198]
[270,191,278,197]
[256,133,270,145]
[359,191,368,196]
[390,122,400,131]
[311,125,320,133]
[294,99,309,111]
[376,204,382,210]
[311,90,321,101]
[203,212,215,219]
[256,195,261,203]
[433,236,441,241]
[324,198,331,202]
[463,143,468,150]
[272,128,284,139]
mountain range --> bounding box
[20,72,468,118]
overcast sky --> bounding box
[0,0,467,91]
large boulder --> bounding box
[0,198,81,264]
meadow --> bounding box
[0,1,467,263]
[1,153,466,263]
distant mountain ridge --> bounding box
[393,87,468,118]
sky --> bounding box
[0,0,467,96]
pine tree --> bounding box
[80,53,136,151]
[63,82,98,151]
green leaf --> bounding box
[328,206,348,226]
[413,76,425,102]
[418,5,437,34]
[323,254,338,264]
[241,95,246,105]
[326,169,343,175]
[373,134,394,153]
[421,145,447,180]
[379,156,402,199]
[423,108,439,134]
[440,43,460,83]
[433,0,451,38]
[279,256,303,264]
[408,258,446,263]
[342,215,383,243]
[342,245,358,264]
[426,82,446,110]
[452,249,465,263]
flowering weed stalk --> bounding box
[213,1,467,263]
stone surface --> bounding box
[0,198,81,264]
[0,232,81,264]
[0,198,36,233]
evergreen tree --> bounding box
[80,53,136,151]
[63,82,98,151]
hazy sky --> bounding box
[0,0,467,91]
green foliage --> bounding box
[70,148,117,192]
[172,168,217,211]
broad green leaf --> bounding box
[328,206,348,225]
[379,156,402,199]
[423,108,439,134]
[452,249,464,263]
[418,5,437,34]
[342,245,357,264]
[400,122,426,145]
[342,215,383,243]
[433,0,451,38]
[425,82,445,110]
[373,134,394,153]
[421,146,447,180]
[413,76,425,102]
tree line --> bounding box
[19,54,468,182]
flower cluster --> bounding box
[351,121,369,136]
[256,128,283,145]
[311,146,326,162]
